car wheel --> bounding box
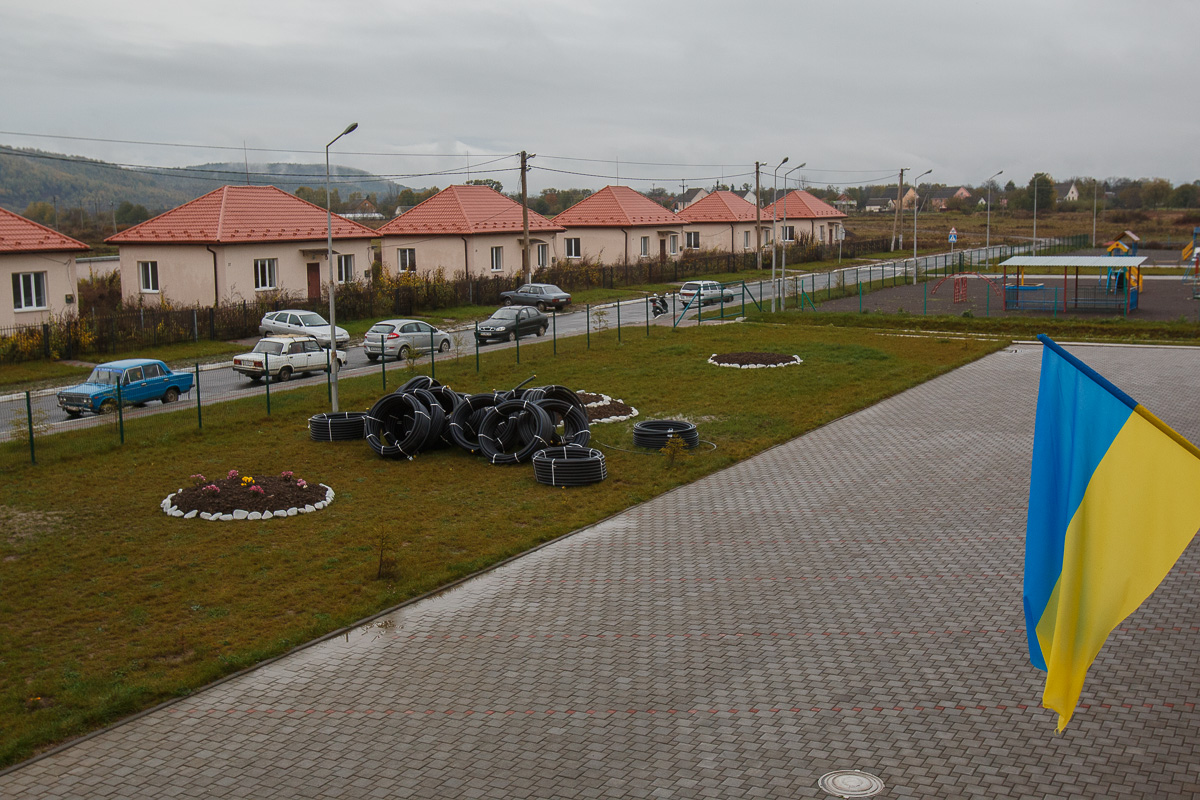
[503,298,514,306]
[536,301,546,312]
[162,387,179,404]
[503,331,513,343]
[250,375,262,382]
[537,325,547,337]
[99,399,117,415]
[398,345,411,360]
[277,366,293,382]
[439,339,450,353]
[366,353,378,362]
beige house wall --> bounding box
[685,222,766,253]
[380,233,560,279]
[559,226,684,265]
[2,251,80,328]
[118,239,376,306]
[773,219,845,247]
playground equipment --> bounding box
[999,256,1144,315]
[1183,227,1199,298]
[1102,262,1142,294]
[1105,230,1140,256]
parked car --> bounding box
[232,335,346,381]
[56,358,194,417]
[474,306,549,344]
[258,310,349,348]
[679,280,735,306]
[364,319,453,361]
[500,283,572,312]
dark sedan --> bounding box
[475,306,549,343]
[500,283,571,312]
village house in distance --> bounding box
[106,185,378,307]
[1,206,89,329]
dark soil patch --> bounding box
[576,391,606,405]
[172,474,322,515]
[587,400,635,422]
[710,352,800,366]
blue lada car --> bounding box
[56,358,194,417]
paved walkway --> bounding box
[4,342,1199,799]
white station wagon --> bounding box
[232,335,346,382]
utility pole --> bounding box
[521,151,533,283]
[891,168,906,251]
[755,162,763,271]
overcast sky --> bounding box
[3,0,1197,196]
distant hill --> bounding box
[0,145,409,214]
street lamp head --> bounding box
[342,122,359,136]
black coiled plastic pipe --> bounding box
[308,412,367,442]
[532,446,607,486]
[632,419,699,449]
[365,393,431,459]
[478,399,553,465]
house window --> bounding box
[668,234,678,255]
[685,231,700,250]
[490,246,503,272]
[12,272,47,311]
[337,253,354,283]
[743,230,751,250]
[565,238,581,259]
[640,236,649,257]
[398,248,417,272]
[254,258,277,290]
[819,225,826,242]
[782,226,795,242]
[536,243,548,268]
[138,261,159,293]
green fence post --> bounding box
[195,362,202,429]
[475,322,480,372]
[644,299,649,337]
[616,301,621,342]
[25,391,35,465]
[858,280,863,314]
[381,346,387,391]
[515,323,520,364]
[923,283,927,316]
[116,380,125,444]
[264,352,271,415]
[429,328,436,382]
[553,311,558,353]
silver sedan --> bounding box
[363,319,453,361]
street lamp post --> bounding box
[326,121,358,413]
[986,169,1003,256]
[911,168,931,281]
[781,163,805,293]
[770,157,788,311]
[1032,174,1039,255]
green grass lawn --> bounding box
[0,320,1006,767]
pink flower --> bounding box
[190,474,206,486]
[202,484,221,496]
[296,479,307,489]
[280,470,294,481]
[227,469,239,479]
[249,485,265,495]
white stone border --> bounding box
[575,389,639,424]
[707,353,803,369]
[161,483,334,521]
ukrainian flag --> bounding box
[1024,335,1200,731]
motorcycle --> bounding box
[650,294,669,318]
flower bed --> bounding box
[163,470,333,520]
[576,390,638,424]
[708,352,803,369]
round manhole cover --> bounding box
[817,769,885,798]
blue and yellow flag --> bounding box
[1024,335,1200,731]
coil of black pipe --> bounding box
[424,385,463,446]
[308,412,367,442]
[536,385,586,416]
[477,399,553,465]
[531,446,607,486]
[533,397,590,447]
[397,375,441,394]
[409,388,448,452]
[365,392,431,459]
[632,419,700,449]
[447,393,504,453]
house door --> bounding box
[306,263,321,300]
[659,239,667,262]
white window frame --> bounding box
[12,271,47,311]
[490,246,503,272]
[668,234,678,256]
[254,258,278,291]
[565,238,581,259]
[138,260,159,293]
[782,225,795,242]
[685,231,700,250]
[398,248,417,272]
[336,253,354,283]
[640,236,649,257]
[743,230,751,250]
[536,243,548,268]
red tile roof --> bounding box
[0,207,88,254]
[106,185,379,244]
[676,190,763,224]
[554,186,680,228]
[762,190,846,220]
[377,185,563,236]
